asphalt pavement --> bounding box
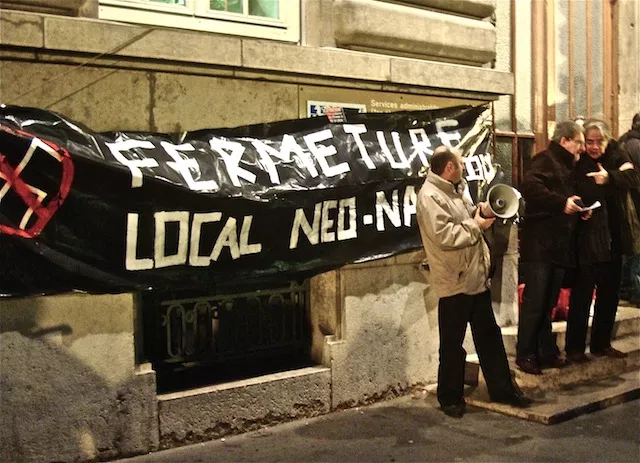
[116,391,640,462]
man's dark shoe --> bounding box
[492,391,534,408]
[540,355,570,369]
[566,352,591,363]
[440,403,465,418]
[591,346,628,359]
[516,356,542,375]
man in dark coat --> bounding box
[619,112,640,304]
[568,119,640,360]
[516,121,585,375]
[619,112,640,167]
[566,123,633,362]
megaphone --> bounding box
[486,184,523,219]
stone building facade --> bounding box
[0,0,637,461]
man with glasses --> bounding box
[516,121,586,375]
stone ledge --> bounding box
[333,0,496,65]
[0,9,44,48]
[242,40,391,82]
[411,0,495,19]
[43,15,242,67]
[0,0,89,17]
[0,9,514,98]
[391,58,514,95]
[157,366,331,448]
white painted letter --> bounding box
[376,131,410,169]
[403,186,417,227]
[106,140,158,188]
[189,212,222,266]
[338,197,358,241]
[161,141,218,191]
[480,153,496,184]
[209,138,256,187]
[252,134,318,183]
[435,119,461,147]
[463,154,483,181]
[125,213,154,270]
[321,200,337,243]
[289,203,321,249]
[210,218,240,261]
[376,190,401,231]
[154,211,189,268]
[408,128,433,166]
[240,215,262,255]
[303,129,350,177]
[343,124,375,169]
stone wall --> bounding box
[617,0,640,133]
[0,293,158,462]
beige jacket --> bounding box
[417,171,491,298]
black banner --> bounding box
[0,104,498,297]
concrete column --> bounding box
[617,0,640,131]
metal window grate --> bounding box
[142,281,312,390]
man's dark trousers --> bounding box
[517,262,563,361]
[567,255,622,354]
[437,290,514,407]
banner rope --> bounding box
[7,27,157,106]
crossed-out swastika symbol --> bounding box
[0,126,74,238]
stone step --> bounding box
[500,305,640,357]
[465,369,640,424]
[156,366,331,448]
[512,335,640,394]
[465,333,640,394]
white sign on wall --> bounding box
[307,100,367,118]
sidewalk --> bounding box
[116,392,640,463]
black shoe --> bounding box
[492,391,534,408]
[540,355,570,369]
[441,403,465,418]
[566,352,591,363]
[591,347,628,358]
[516,356,542,375]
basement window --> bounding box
[99,0,300,42]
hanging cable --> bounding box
[7,27,157,105]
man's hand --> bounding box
[586,163,610,184]
[581,210,593,221]
[619,161,634,171]
[474,206,496,230]
[478,201,496,218]
[563,195,583,215]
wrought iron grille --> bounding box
[143,281,311,372]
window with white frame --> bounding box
[99,0,299,42]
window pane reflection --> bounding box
[151,0,185,5]
[209,0,278,18]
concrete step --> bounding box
[464,369,640,424]
[465,333,640,394]
[156,366,331,448]
[500,305,640,357]
[511,336,640,394]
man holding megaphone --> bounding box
[417,145,532,419]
